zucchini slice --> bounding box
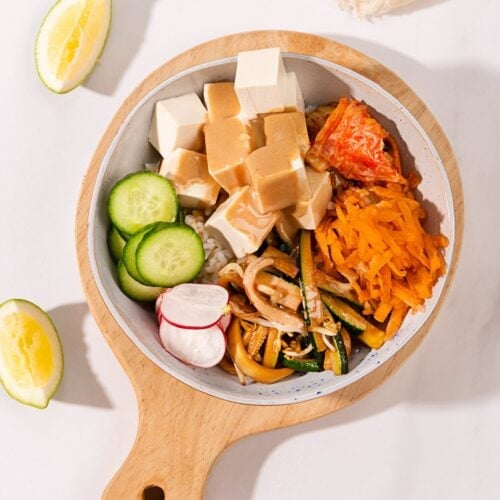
[281,356,323,372]
[314,269,363,309]
[299,231,323,328]
[299,230,327,353]
[330,331,349,375]
[321,293,385,349]
[321,293,365,334]
[322,307,349,375]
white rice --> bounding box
[185,209,235,283]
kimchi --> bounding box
[306,97,402,183]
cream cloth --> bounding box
[336,0,417,17]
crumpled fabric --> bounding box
[336,0,417,18]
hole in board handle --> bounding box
[143,485,165,500]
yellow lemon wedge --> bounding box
[0,300,63,409]
[35,0,112,93]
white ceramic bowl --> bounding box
[88,53,455,405]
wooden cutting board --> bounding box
[75,31,463,500]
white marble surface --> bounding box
[0,0,497,498]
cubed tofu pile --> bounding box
[149,48,332,259]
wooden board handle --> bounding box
[102,423,215,500]
[102,377,230,500]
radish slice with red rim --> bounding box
[155,289,171,324]
[217,313,232,333]
[155,294,163,323]
[159,319,226,368]
[155,294,163,316]
[160,283,229,329]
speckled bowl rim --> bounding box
[87,53,455,405]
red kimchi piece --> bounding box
[306,97,402,183]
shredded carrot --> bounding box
[386,303,408,339]
[314,181,448,342]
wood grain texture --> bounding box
[75,31,463,500]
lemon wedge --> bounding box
[0,300,63,409]
[35,0,112,93]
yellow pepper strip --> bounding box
[340,328,352,358]
[218,355,237,375]
[262,328,281,368]
[312,332,327,352]
[261,246,299,278]
[359,324,385,350]
[228,319,294,384]
[326,350,340,376]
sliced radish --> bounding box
[155,289,173,324]
[160,283,229,329]
[155,294,163,316]
[159,319,225,368]
[217,313,232,333]
[155,294,163,323]
[156,290,230,331]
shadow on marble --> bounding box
[50,303,113,409]
[205,38,500,500]
[84,0,159,96]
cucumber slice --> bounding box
[122,222,168,284]
[107,172,178,235]
[107,226,127,262]
[117,228,132,241]
[177,205,185,224]
[136,224,205,287]
[117,261,164,302]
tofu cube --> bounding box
[205,186,278,258]
[204,117,252,193]
[159,149,220,209]
[284,72,305,112]
[275,210,300,248]
[235,47,287,118]
[149,93,207,157]
[264,111,310,158]
[248,116,266,150]
[245,140,311,213]
[285,168,332,230]
[203,82,241,122]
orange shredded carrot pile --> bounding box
[315,181,448,340]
